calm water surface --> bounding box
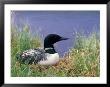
[11,11,100,57]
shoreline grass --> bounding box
[11,25,100,77]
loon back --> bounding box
[16,48,47,64]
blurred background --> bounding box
[11,11,100,57]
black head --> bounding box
[44,34,69,49]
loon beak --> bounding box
[60,37,69,40]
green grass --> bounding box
[11,25,100,77]
[69,32,100,76]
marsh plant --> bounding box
[11,25,100,77]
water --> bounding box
[11,11,100,57]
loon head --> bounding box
[44,34,69,53]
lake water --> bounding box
[11,11,100,57]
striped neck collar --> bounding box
[45,47,54,51]
[44,47,57,54]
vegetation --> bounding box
[11,25,100,77]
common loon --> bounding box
[16,34,69,65]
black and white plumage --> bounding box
[16,34,69,65]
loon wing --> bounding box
[16,48,47,64]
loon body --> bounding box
[17,34,69,65]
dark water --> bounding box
[11,11,100,57]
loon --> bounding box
[16,34,69,65]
